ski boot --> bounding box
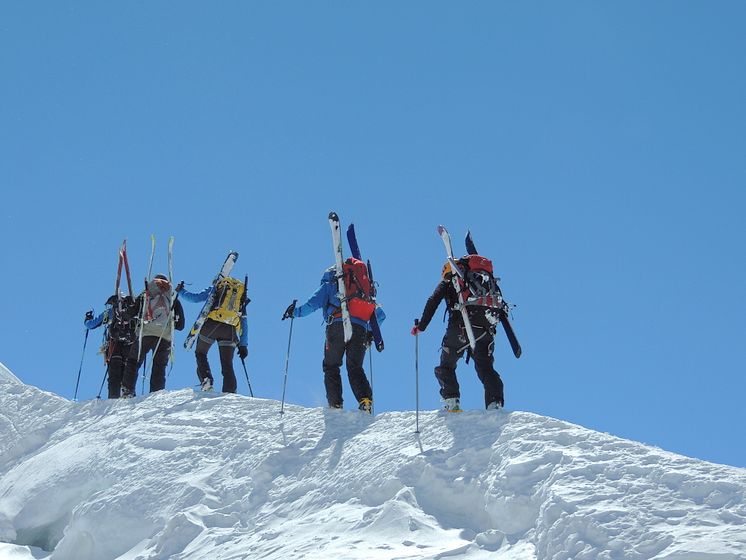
[443,397,462,413]
[358,398,373,414]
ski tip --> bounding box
[347,223,355,232]
[328,211,339,221]
[437,225,447,234]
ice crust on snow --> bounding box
[0,363,745,559]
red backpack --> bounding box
[342,258,376,321]
[456,255,502,308]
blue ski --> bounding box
[346,224,384,352]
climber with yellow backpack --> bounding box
[178,275,249,393]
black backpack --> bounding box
[106,295,137,344]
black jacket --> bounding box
[417,280,459,331]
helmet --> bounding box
[150,274,171,293]
[106,292,126,306]
[441,261,452,279]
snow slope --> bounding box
[1,362,745,560]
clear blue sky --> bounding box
[1,2,745,467]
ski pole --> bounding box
[240,356,254,397]
[97,364,109,399]
[74,327,90,401]
[368,346,374,415]
[414,318,420,434]
[280,304,296,415]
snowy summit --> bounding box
[0,362,745,560]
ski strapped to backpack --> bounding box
[346,223,384,351]
[101,239,137,363]
[137,234,157,365]
[463,230,522,359]
[438,225,478,351]
[184,251,239,350]
[329,212,353,342]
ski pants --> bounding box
[434,321,504,408]
[106,340,132,399]
[122,335,171,395]
[323,321,372,408]
[195,319,238,393]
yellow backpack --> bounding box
[207,277,245,329]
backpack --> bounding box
[452,255,503,327]
[107,297,137,344]
[146,278,172,328]
[207,277,245,328]
[335,258,376,322]
[458,255,503,308]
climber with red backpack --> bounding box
[412,254,509,413]
[282,259,385,413]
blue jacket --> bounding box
[180,286,249,347]
[294,268,385,329]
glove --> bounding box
[84,310,94,322]
[238,345,248,360]
[282,300,297,320]
[410,325,421,336]
[175,281,185,293]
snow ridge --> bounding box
[1,368,745,560]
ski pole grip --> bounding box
[414,318,419,327]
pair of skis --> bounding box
[115,239,134,301]
[438,226,522,359]
[328,212,384,352]
[140,236,177,392]
[105,240,135,363]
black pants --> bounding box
[122,335,171,395]
[195,319,238,393]
[434,320,504,408]
[106,340,132,399]
[323,321,371,407]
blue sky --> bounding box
[1,2,745,467]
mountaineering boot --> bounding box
[121,388,134,399]
[486,401,502,411]
[200,377,213,392]
[329,403,343,410]
[358,398,372,414]
[443,397,462,413]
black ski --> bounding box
[464,231,522,358]
[465,230,478,256]
[347,224,384,352]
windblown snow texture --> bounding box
[1,362,745,560]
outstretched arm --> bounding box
[179,285,212,304]
[294,283,331,318]
[415,280,448,332]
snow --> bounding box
[1,361,745,560]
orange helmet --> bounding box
[441,261,452,279]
